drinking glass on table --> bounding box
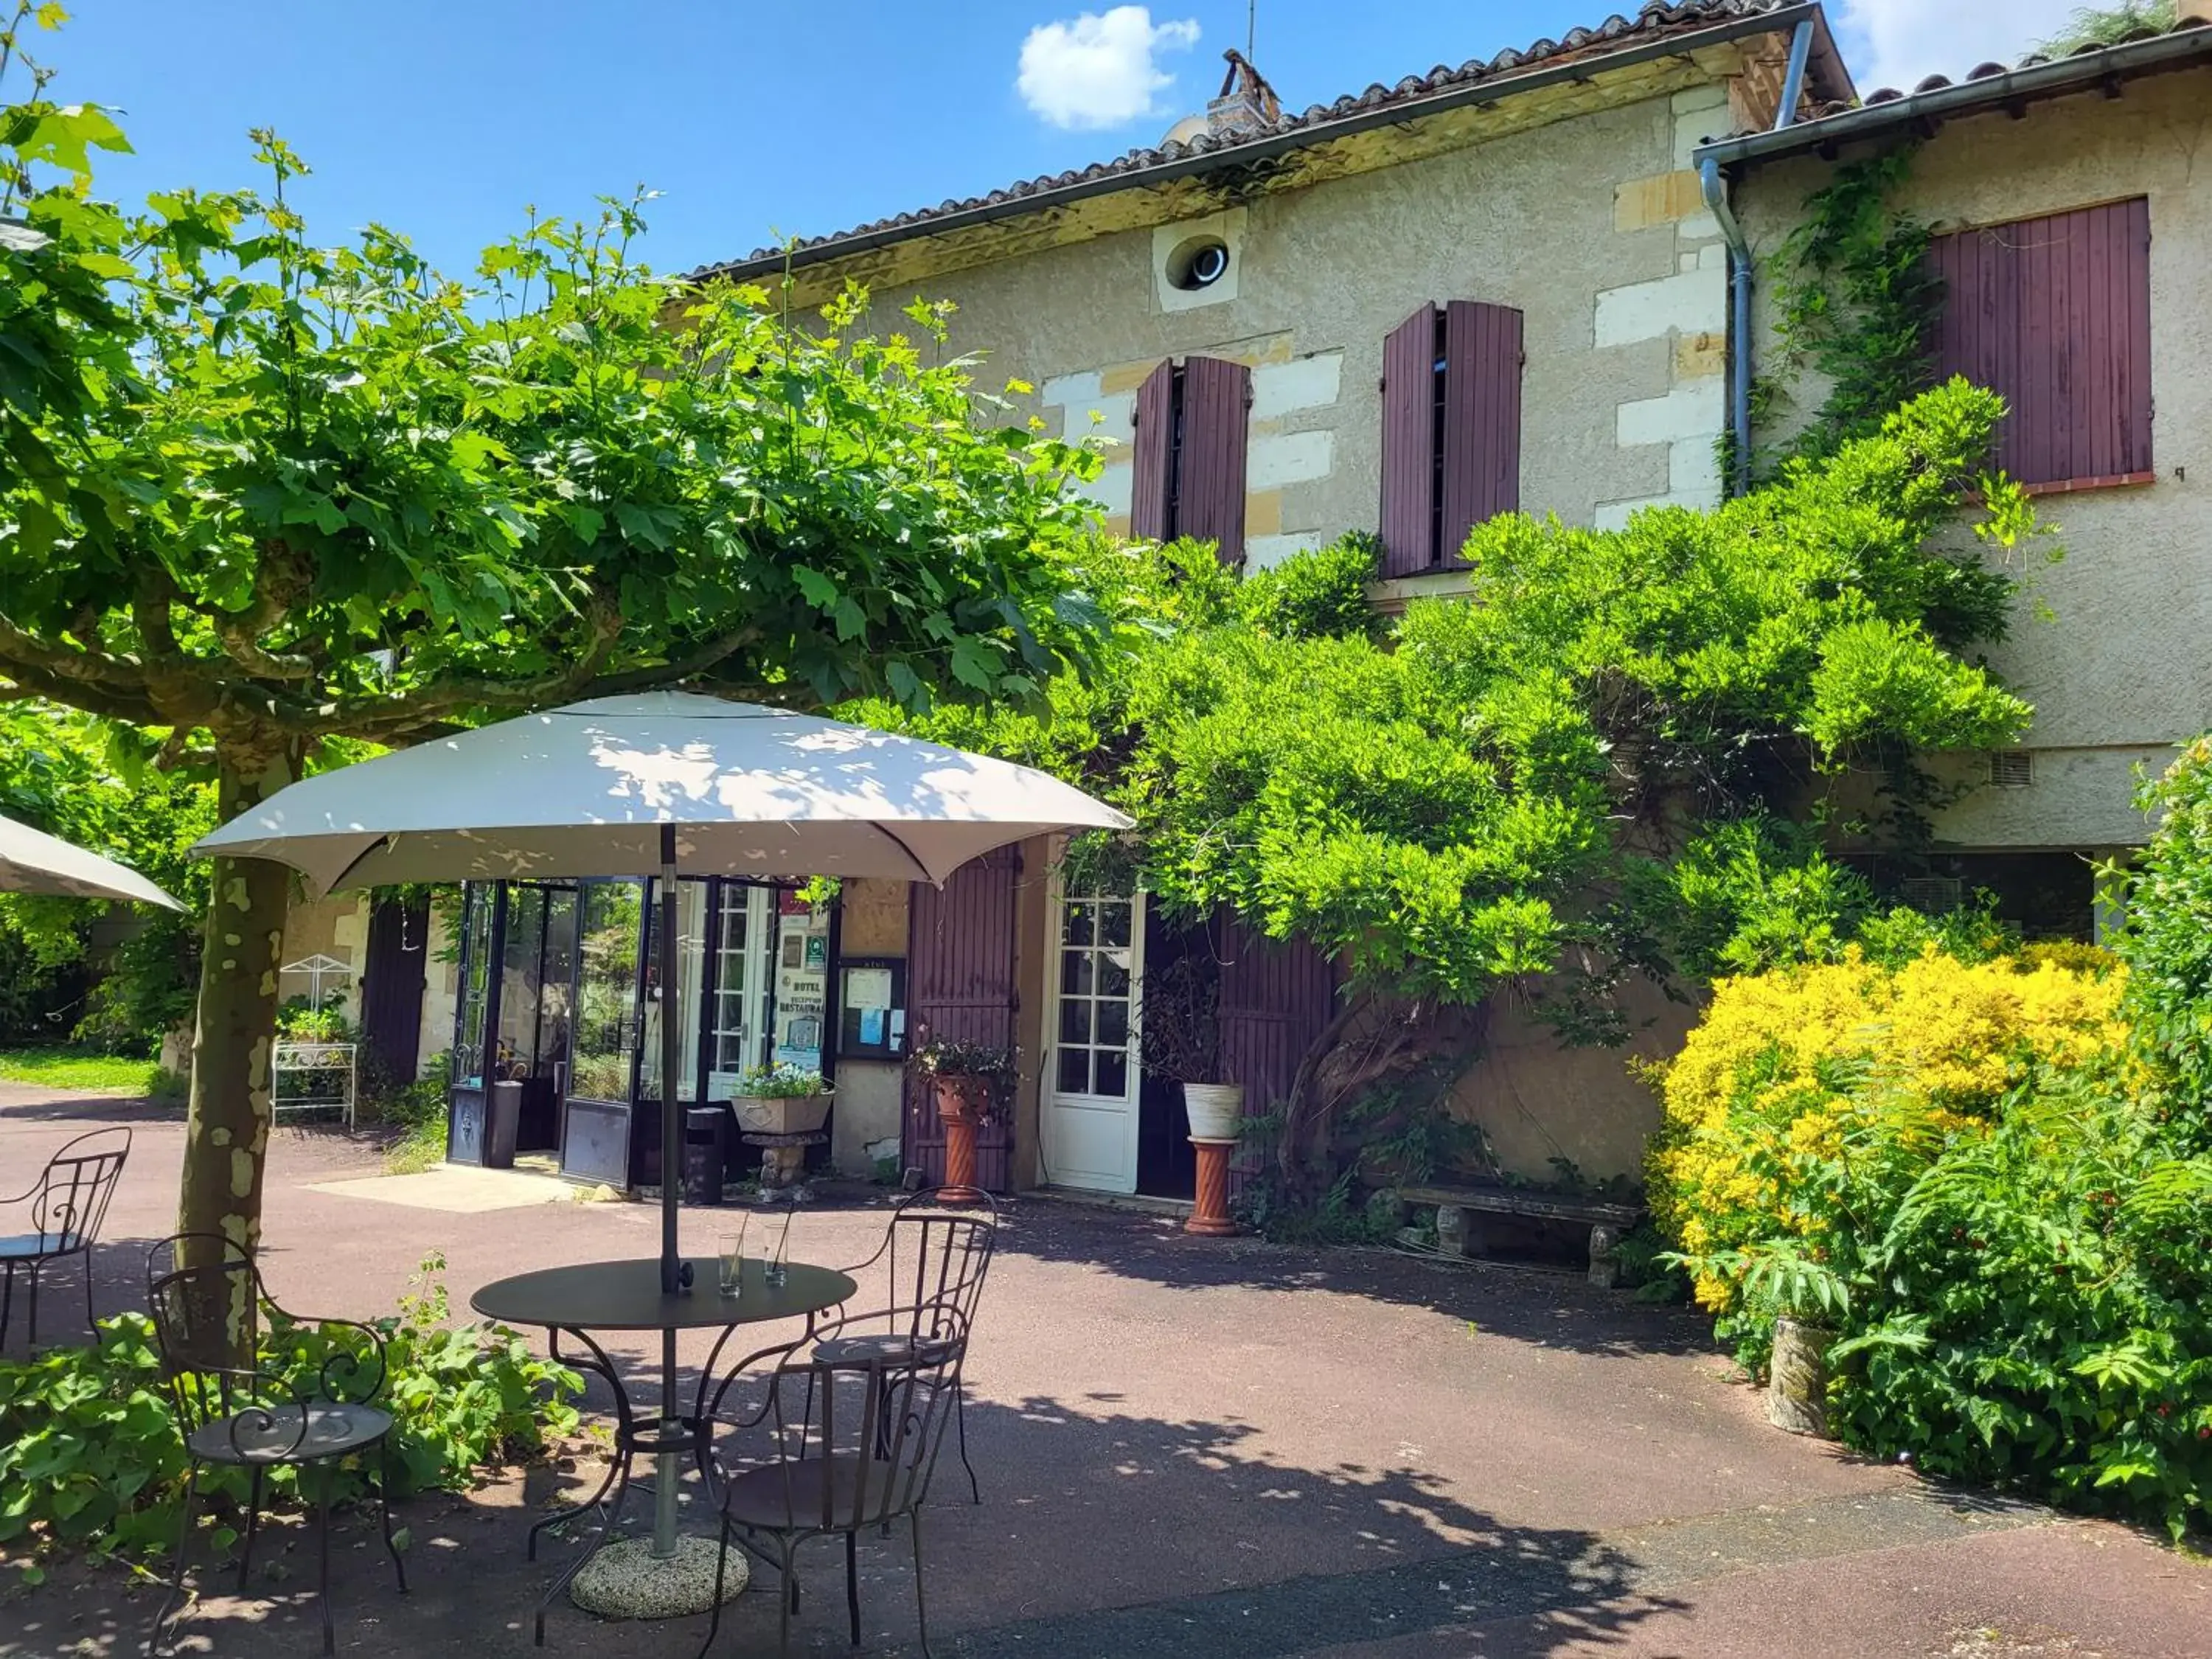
[764,1206,792,1289]
[718,1217,750,1298]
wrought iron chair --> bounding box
[696,1310,970,1658]
[0,1125,130,1349]
[145,1234,408,1656]
[817,1187,996,1504]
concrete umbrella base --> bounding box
[570,1536,751,1619]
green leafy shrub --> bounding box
[1828,1077,2212,1537]
[0,1254,580,1568]
[1647,740,2212,1538]
[1234,533,1378,641]
[1649,946,2127,1312]
[276,998,358,1043]
[2115,735,2212,1140]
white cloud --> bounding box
[1833,0,2087,93]
[1017,7,1202,131]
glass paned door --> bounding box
[707,883,773,1098]
[452,883,495,1088]
[563,880,644,1186]
[638,878,709,1105]
[569,881,644,1102]
[1044,891,1143,1194]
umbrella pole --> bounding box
[655,823,685,1558]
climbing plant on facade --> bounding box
[876,381,2047,1187]
[1753,147,1944,473]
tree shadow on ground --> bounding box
[0,1388,1678,1659]
[992,1197,1715,1361]
[0,1091,179,1126]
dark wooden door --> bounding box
[1215,911,1338,1197]
[904,847,1020,1192]
[359,895,429,1089]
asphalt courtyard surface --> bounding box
[3,1083,2208,1658]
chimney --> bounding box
[1207,49,1282,139]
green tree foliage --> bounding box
[0,701,215,1048]
[877,383,2042,1176]
[0,24,1114,1250]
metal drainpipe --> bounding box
[1701,159,1756,498]
[1703,18,1815,496]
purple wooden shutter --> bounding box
[903,847,1020,1192]
[1440,301,1523,563]
[1379,305,1439,577]
[1178,355,1251,563]
[1214,911,1338,1197]
[1128,359,1176,542]
[1930,198,2152,487]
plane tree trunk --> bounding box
[176,734,302,1272]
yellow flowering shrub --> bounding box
[1647,947,2125,1310]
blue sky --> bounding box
[46,1,2083,282]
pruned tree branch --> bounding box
[210,539,319,681]
[335,591,631,743]
[0,612,170,729]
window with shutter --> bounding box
[1378,301,1523,574]
[1378,306,1438,578]
[1127,355,1251,562]
[1929,198,2152,491]
[1129,359,1176,543]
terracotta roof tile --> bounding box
[1847,15,2208,105]
[688,1,1798,281]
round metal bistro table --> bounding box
[471,1256,855,1641]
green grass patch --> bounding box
[0,1048,184,1101]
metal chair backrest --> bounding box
[147,1233,276,1443]
[762,1310,970,1534]
[877,1188,997,1344]
[29,1127,130,1252]
[145,1233,384,1462]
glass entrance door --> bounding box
[1042,891,1144,1194]
[562,880,644,1186]
[706,883,773,1096]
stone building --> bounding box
[333,3,2211,1206]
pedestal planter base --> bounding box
[933,1077,991,1203]
[1186,1138,1239,1236]
[1767,1317,1834,1438]
[939,1112,984,1203]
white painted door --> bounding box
[1043,890,1143,1194]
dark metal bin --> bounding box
[682,1107,726,1206]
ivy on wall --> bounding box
[1750,147,1944,475]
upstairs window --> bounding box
[1928,198,2152,493]
[1378,301,1523,577]
[1130,355,1251,562]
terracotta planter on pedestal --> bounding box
[1182,1082,1245,1237]
[932,1076,990,1203]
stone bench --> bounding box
[1395,1182,1646,1287]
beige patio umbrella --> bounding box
[195,689,1130,1559]
[0,812,183,908]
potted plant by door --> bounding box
[908,1037,1015,1203]
[729,1062,833,1135]
[1140,958,1243,1236]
